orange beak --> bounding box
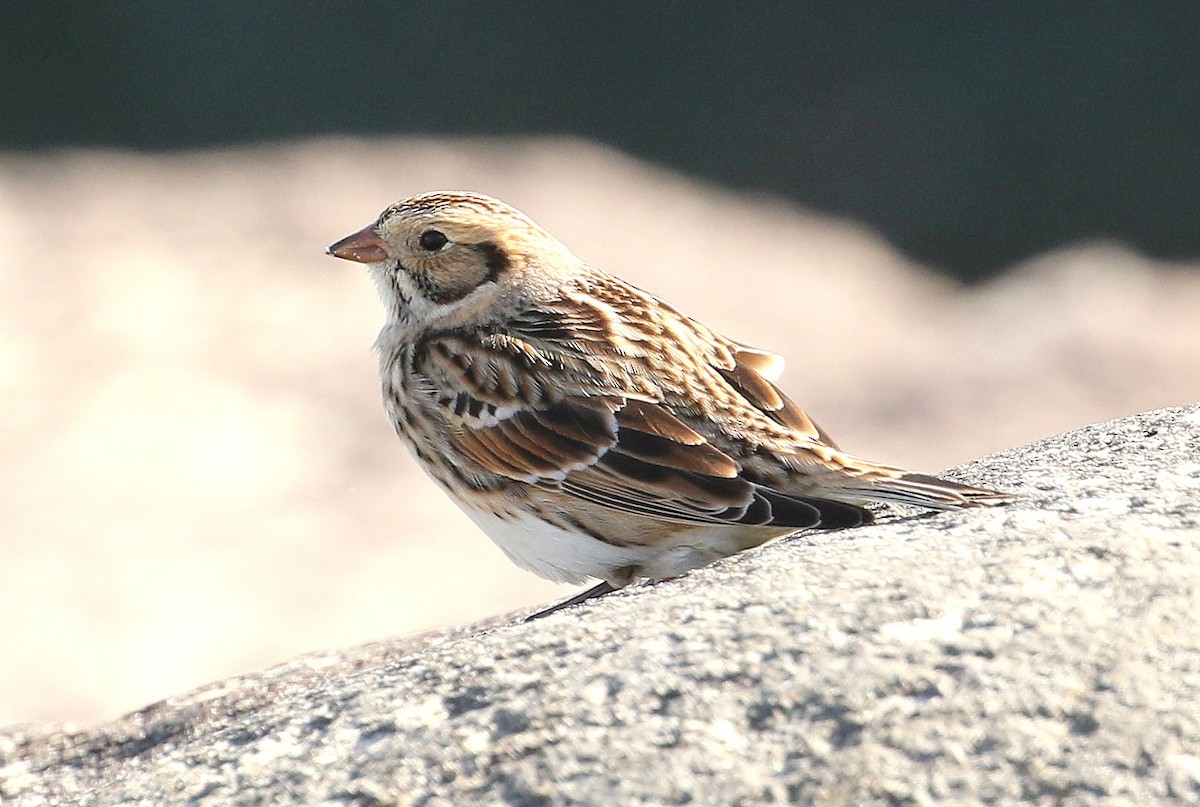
[327,225,389,263]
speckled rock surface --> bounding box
[3,404,1199,805]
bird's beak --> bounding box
[327,225,389,263]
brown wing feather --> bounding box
[450,399,617,481]
[615,399,707,445]
[416,319,870,529]
[721,351,840,448]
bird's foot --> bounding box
[524,580,618,621]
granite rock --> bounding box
[3,404,1199,805]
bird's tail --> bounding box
[860,471,1013,509]
[817,456,1014,510]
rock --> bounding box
[3,404,1198,805]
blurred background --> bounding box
[2,4,1198,726]
[5,3,1199,277]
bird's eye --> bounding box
[419,230,449,251]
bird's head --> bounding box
[328,191,576,326]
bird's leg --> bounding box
[524,581,618,621]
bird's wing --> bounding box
[413,327,870,530]
[509,293,840,448]
[717,342,842,449]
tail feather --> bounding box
[859,471,1014,510]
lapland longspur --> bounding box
[329,192,1010,616]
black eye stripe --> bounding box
[399,238,510,305]
[419,229,448,251]
[477,241,509,280]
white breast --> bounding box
[455,503,643,586]
[453,498,775,587]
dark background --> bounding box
[5,3,1198,280]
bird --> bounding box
[327,191,1011,618]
